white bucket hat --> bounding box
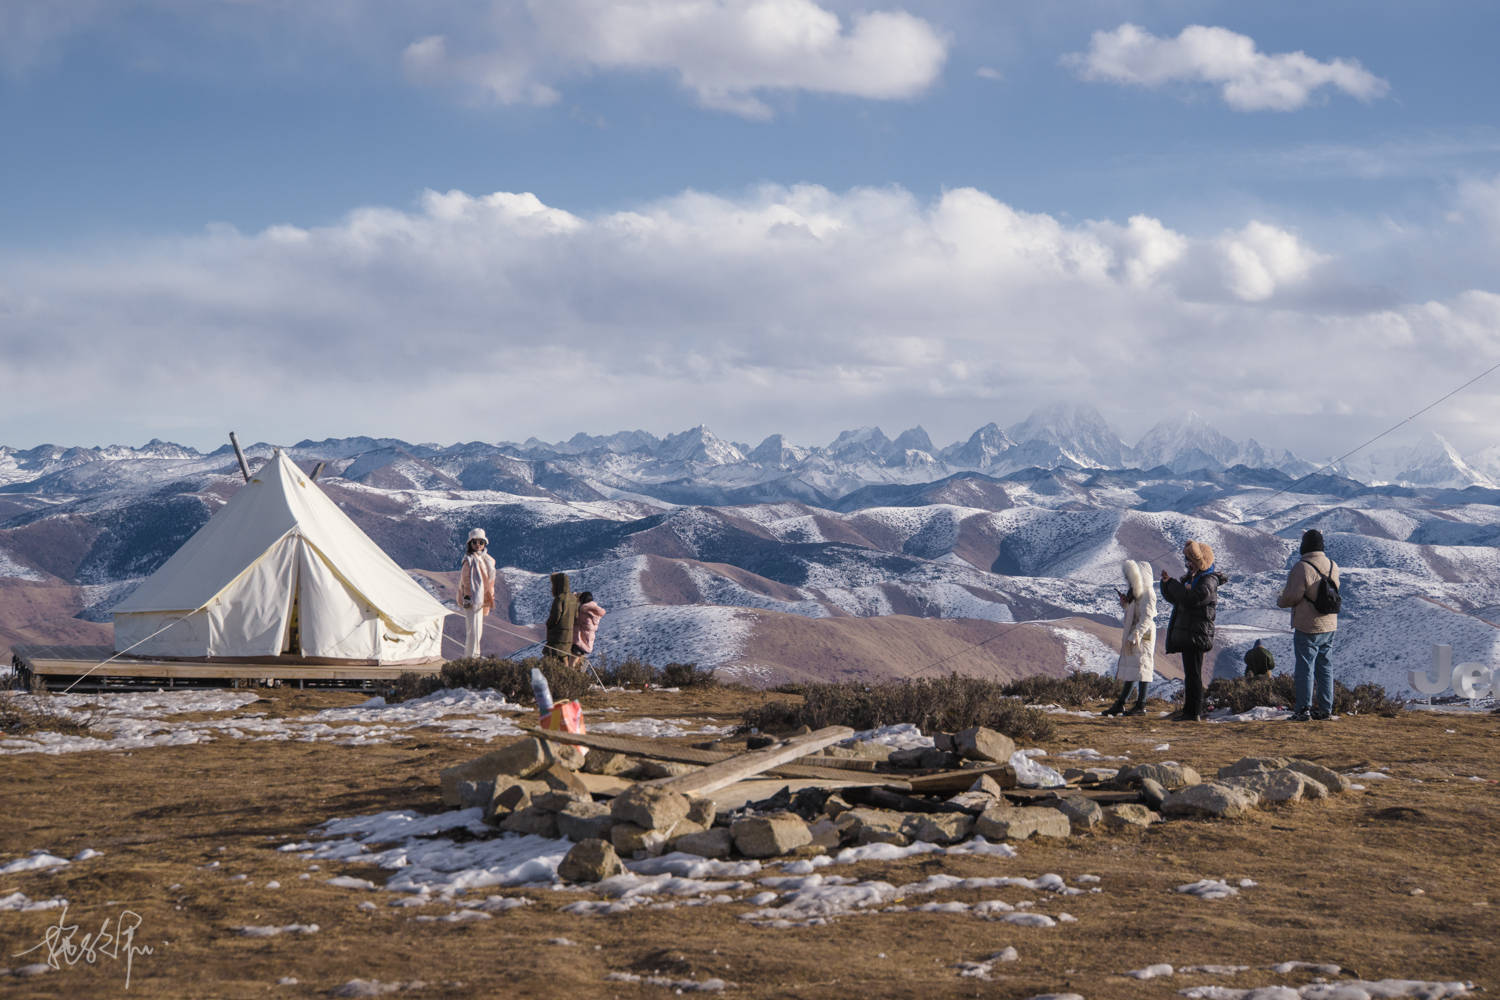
[468,528,488,543]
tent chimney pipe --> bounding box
[229,431,251,482]
[310,461,325,481]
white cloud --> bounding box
[402,0,949,118]
[1214,221,1327,302]
[6,182,1498,452]
[1064,23,1389,111]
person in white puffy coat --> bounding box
[1101,559,1156,716]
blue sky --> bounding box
[3,1,1499,458]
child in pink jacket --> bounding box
[570,591,606,670]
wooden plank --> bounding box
[902,764,1019,796]
[647,725,854,797]
[15,656,441,681]
[519,725,903,787]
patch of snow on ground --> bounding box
[233,924,319,937]
[1179,980,1473,999]
[849,723,931,750]
[1012,749,1066,788]
[1176,879,1242,900]
[603,972,730,993]
[592,718,734,739]
[0,687,534,754]
[0,892,68,912]
[0,852,70,875]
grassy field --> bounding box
[1,684,1496,999]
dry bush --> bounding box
[387,657,591,705]
[0,695,93,736]
[1000,671,1120,707]
[592,657,718,690]
[742,674,1054,743]
[1206,675,1404,716]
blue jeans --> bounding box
[1293,630,1336,715]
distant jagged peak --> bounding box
[1134,411,1240,469]
[1007,402,1118,444]
[749,433,810,467]
[658,425,745,465]
[1333,429,1495,488]
[828,426,891,448]
[1005,403,1126,467]
[940,422,1016,469]
[891,426,935,454]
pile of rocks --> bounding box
[436,733,1353,883]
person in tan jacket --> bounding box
[1276,528,1339,721]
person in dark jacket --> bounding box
[1159,539,1227,721]
[1244,639,1275,678]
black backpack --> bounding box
[1302,558,1341,615]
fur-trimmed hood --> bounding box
[1121,559,1156,613]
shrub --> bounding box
[1205,675,1404,717]
[1000,671,1121,707]
[741,674,1054,743]
[591,657,718,690]
[387,657,591,706]
[0,695,93,736]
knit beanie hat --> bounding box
[1300,529,1325,554]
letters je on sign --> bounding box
[1411,645,1497,698]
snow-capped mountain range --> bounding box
[3,405,1499,696]
[2,405,1494,494]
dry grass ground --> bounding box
[1,686,1497,999]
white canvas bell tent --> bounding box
[112,449,449,663]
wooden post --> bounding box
[229,431,251,482]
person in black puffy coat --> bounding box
[1159,539,1227,721]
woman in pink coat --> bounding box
[570,591,606,670]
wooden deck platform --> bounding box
[10,644,444,690]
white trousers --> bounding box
[464,608,485,658]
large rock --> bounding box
[1162,782,1258,819]
[1043,796,1103,832]
[685,796,717,828]
[456,779,495,810]
[671,827,734,859]
[557,839,624,883]
[610,785,691,830]
[533,789,592,812]
[611,822,670,858]
[954,726,1016,764]
[556,800,615,842]
[499,805,560,838]
[1285,759,1351,794]
[732,813,813,858]
[1217,756,1292,779]
[1138,778,1167,812]
[1117,763,1201,790]
[1103,804,1159,830]
[439,738,552,805]
[946,790,1000,814]
[583,750,634,776]
[888,747,954,770]
[836,808,911,846]
[973,805,1071,841]
[1234,770,1309,805]
[535,764,591,797]
[486,779,547,823]
[903,812,974,845]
